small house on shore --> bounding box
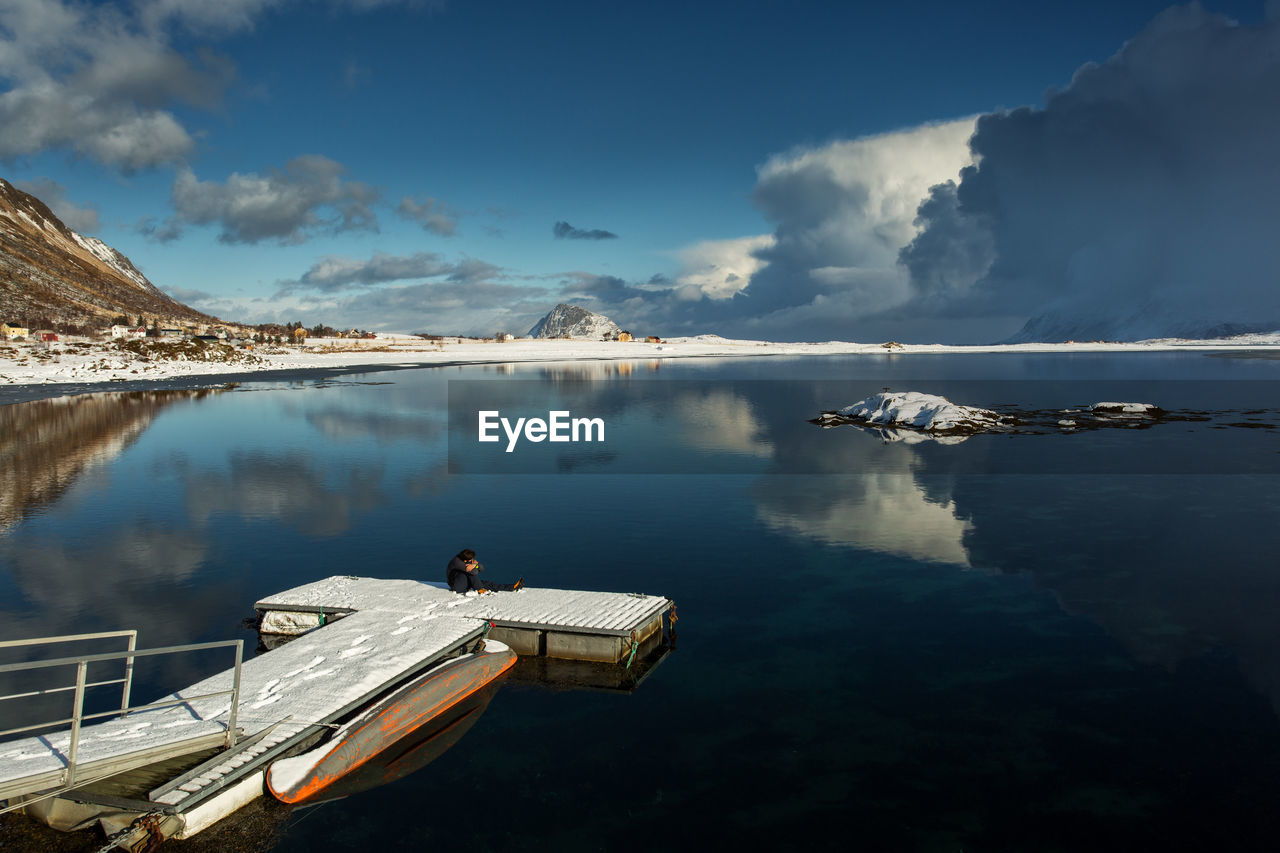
[2,323,29,341]
[111,325,147,340]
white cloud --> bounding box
[0,0,230,170]
[397,195,459,236]
[137,0,285,34]
[596,118,980,342]
[0,0,427,170]
[672,234,775,300]
[171,156,379,244]
[13,177,99,233]
[277,251,505,294]
[742,118,978,324]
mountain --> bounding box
[1005,308,1279,343]
[0,177,210,328]
[527,303,622,339]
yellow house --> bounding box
[293,328,308,340]
[2,323,30,341]
[616,331,633,342]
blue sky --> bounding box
[2,1,1277,341]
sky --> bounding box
[2,0,1278,342]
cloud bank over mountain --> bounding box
[901,3,1280,341]
[563,4,1280,342]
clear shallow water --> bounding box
[2,352,1280,852]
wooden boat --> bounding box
[266,640,516,804]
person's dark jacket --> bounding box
[446,553,479,592]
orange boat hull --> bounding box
[267,645,516,804]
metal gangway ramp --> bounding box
[0,631,244,810]
[1,610,486,820]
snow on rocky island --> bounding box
[1089,402,1163,415]
[815,391,1004,434]
[813,393,1190,444]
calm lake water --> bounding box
[3,352,1280,852]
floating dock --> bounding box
[0,577,673,846]
[255,576,671,663]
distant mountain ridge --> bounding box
[1004,309,1280,344]
[527,303,622,339]
[0,177,209,327]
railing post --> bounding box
[225,640,243,749]
[64,662,88,788]
[120,630,137,717]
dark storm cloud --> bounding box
[553,220,618,240]
[171,156,379,245]
[137,215,185,243]
[901,3,1280,341]
[166,285,217,303]
[559,273,647,300]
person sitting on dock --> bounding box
[446,549,523,594]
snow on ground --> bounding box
[1,331,1279,389]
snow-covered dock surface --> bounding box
[256,575,671,637]
[0,607,483,805]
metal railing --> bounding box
[0,631,243,806]
[0,631,139,725]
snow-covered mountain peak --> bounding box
[527,303,623,339]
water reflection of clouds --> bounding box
[183,452,388,538]
[0,526,206,620]
[753,475,972,567]
[404,461,454,498]
[305,409,445,444]
[670,388,773,458]
[754,400,974,565]
[739,385,1280,722]
[761,413,1280,721]
[0,524,241,731]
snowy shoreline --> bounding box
[2,332,1279,402]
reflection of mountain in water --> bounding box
[0,390,220,533]
[534,361,662,381]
